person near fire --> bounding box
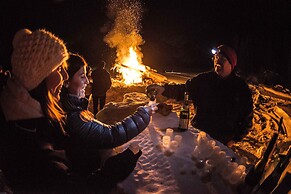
[146,44,253,146]
[0,28,153,192]
[60,53,153,191]
[91,61,112,115]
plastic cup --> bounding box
[237,164,246,172]
[192,146,200,159]
[170,140,178,152]
[174,135,183,145]
[166,128,174,138]
[162,135,171,148]
[229,170,242,185]
[208,140,216,147]
[204,159,214,172]
[129,141,140,155]
[193,133,199,145]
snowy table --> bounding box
[117,112,245,194]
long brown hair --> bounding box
[66,53,88,80]
[29,80,67,135]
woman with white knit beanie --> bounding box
[0,28,70,191]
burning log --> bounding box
[143,67,167,84]
[113,63,167,85]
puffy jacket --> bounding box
[60,88,151,173]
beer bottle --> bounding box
[178,92,190,131]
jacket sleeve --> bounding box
[233,81,254,141]
[162,83,186,101]
[162,75,199,101]
[66,106,151,149]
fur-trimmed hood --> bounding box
[0,77,44,121]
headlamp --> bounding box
[211,48,218,55]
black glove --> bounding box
[87,148,142,189]
[102,148,142,181]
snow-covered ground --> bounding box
[95,92,245,194]
[95,83,291,162]
[97,74,291,163]
[88,73,291,193]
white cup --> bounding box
[170,140,178,152]
[237,164,246,172]
[162,135,171,148]
[166,128,174,138]
[193,133,199,145]
[174,135,183,145]
[229,169,243,185]
[192,146,201,159]
[129,141,140,155]
[204,159,214,172]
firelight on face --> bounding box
[67,66,89,98]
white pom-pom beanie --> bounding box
[11,28,69,91]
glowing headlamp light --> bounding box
[211,48,218,55]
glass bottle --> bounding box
[146,88,157,113]
[146,88,157,102]
[178,92,190,131]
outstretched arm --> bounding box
[66,106,151,149]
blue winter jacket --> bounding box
[60,88,151,173]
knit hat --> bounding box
[11,28,69,91]
[217,45,237,69]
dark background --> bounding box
[1,0,290,88]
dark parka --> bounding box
[0,80,70,189]
[91,67,112,97]
[163,71,253,145]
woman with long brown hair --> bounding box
[0,28,70,191]
[60,53,152,191]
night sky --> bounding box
[1,0,290,87]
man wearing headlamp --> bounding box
[147,45,253,146]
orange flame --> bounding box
[115,47,146,85]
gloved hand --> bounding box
[88,148,142,188]
[102,148,142,178]
[143,104,158,116]
[146,84,165,96]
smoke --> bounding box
[104,0,144,65]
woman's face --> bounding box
[67,66,89,98]
[46,63,68,100]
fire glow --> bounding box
[104,0,151,85]
[114,47,146,85]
